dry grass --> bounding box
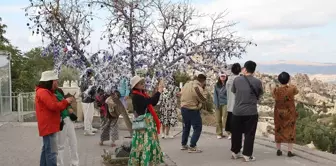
[201,112,216,127]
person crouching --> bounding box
[98,90,121,147]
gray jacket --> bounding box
[226,74,239,112]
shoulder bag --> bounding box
[132,109,148,131]
[243,76,260,100]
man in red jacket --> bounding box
[35,70,74,166]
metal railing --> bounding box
[16,92,36,122]
[0,95,12,115]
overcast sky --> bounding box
[0,0,336,64]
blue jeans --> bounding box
[181,107,202,148]
[40,133,57,166]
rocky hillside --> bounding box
[255,72,336,114]
[254,72,336,140]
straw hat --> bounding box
[40,70,58,81]
[130,75,144,89]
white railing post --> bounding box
[17,94,21,122]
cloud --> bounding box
[196,0,336,30]
[1,0,336,64]
[190,0,336,63]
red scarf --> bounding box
[132,90,161,134]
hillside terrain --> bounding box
[252,72,336,151]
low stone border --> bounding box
[172,126,336,165]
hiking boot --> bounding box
[231,152,243,159]
[277,150,283,156]
[243,155,256,162]
[188,146,202,153]
[287,151,295,157]
[180,145,189,150]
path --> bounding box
[0,122,332,166]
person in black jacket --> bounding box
[128,75,164,166]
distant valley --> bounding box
[255,60,336,83]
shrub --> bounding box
[296,106,336,153]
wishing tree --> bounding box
[25,0,256,92]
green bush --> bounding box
[296,106,336,154]
[173,71,191,87]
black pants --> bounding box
[231,114,258,156]
[225,112,232,132]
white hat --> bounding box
[40,70,59,81]
[130,75,144,89]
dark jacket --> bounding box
[80,76,96,103]
[132,89,161,116]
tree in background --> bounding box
[90,0,155,76]
[0,17,9,44]
[1,17,54,93]
[16,48,54,92]
[58,66,80,86]
[25,0,93,67]
[24,0,255,93]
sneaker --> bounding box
[227,136,232,140]
[91,128,98,133]
[217,135,223,139]
[84,131,95,136]
[243,155,256,162]
[231,152,243,159]
[287,151,295,157]
[180,145,189,150]
[188,146,202,153]
[161,134,166,139]
[277,150,283,156]
[166,135,174,139]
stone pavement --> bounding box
[0,122,334,166]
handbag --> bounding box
[69,113,78,121]
[60,119,64,131]
[132,109,148,130]
[132,114,147,130]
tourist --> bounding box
[213,72,228,139]
[226,63,242,140]
[272,72,299,157]
[35,70,74,166]
[128,75,164,165]
[99,90,122,147]
[159,82,179,139]
[80,69,97,136]
[180,74,207,153]
[54,88,79,166]
[118,77,130,108]
[231,61,263,162]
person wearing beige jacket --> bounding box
[180,74,208,153]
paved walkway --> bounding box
[0,122,333,166]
